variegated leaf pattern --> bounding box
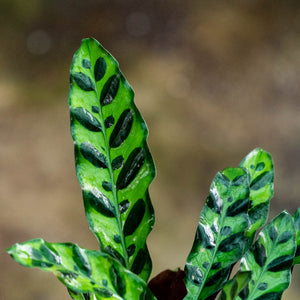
[237,211,296,300]
[239,148,274,242]
[292,208,300,265]
[69,38,155,281]
[184,168,251,299]
[219,271,252,300]
[6,239,155,300]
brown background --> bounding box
[1,1,300,299]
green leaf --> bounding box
[184,168,251,299]
[219,271,252,300]
[237,211,296,300]
[6,239,155,300]
[292,208,300,265]
[239,148,274,242]
[69,38,155,281]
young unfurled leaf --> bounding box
[6,239,154,300]
[69,38,155,281]
[184,168,251,299]
[219,271,252,300]
[292,208,300,265]
[239,148,274,242]
[237,211,296,300]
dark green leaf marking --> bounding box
[83,189,115,218]
[104,115,115,128]
[207,192,223,214]
[196,223,215,249]
[113,235,121,244]
[119,200,130,214]
[82,59,91,69]
[267,255,293,272]
[80,142,108,169]
[226,198,249,217]
[92,106,100,113]
[110,265,126,297]
[127,244,136,257]
[278,231,293,244]
[255,162,265,172]
[72,245,92,277]
[250,171,273,191]
[73,72,95,91]
[131,249,146,275]
[269,226,278,242]
[109,109,134,148]
[104,246,125,266]
[220,226,232,236]
[112,155,124,170]
[211,262,221,270]
[185,264,203,286]
[123,199,146,237]
[39,243,60,264]
[252,242,267,267]
[232,175,247,186]
[94,57,106,81]
[218,232,246,253]
[102,181,112,192]
[71,107,102,132]
[248,203,269,225]
[215,172,230,187]
[205,266,231,287]
[93,288,113,298]
[116,148,145,190]
[257,283,268,291]
[100,74,120,106]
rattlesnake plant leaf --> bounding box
[68,38,155,281]
[237,211,296,300]
[239,148,274,242]
[219,271,252,300]
[184,168,251,300]
[6,239,155,300]
[292,208,300,265]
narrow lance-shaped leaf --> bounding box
[69,38,155,281]
[292,208,300,265]
[184,168,251,300]
[239,148,274,242]
[219,271,252,300]
[237,211,296,300]
[6,239,155,300]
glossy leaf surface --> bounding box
[69,38,155,281]
[237,211,296,300]
[239,148,274,242]
[292,208,300,265]
[184,168,251,299]
[219,271,252,300]
[7,239,155,300]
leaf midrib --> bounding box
[87,43,129,269]
[196,184,230,300]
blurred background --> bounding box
[1,0,300,299]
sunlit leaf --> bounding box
[6,239,154,300]
[69,38,155,281]
[237,211,296,300]
[184,168,251,299]
[239,148,274,242]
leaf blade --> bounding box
[237,211,296,300]
[184,167,251,299]
[6,239,155,300]
[69,38,155,281]
[239,148,274,242]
